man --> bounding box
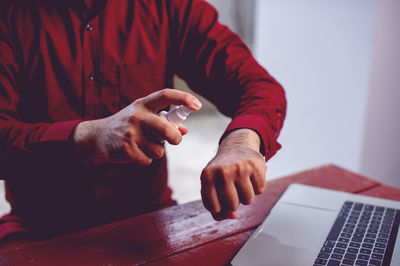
[0,0,286,242]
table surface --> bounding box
[1,165,399,266]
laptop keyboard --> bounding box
[314,201,400,266]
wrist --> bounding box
[73,120,96,155]
[219,128,261,152]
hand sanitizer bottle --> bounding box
[159,106,193,127]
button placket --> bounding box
[85,24,94,31]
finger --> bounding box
[122,142,153,166]
[139,140,165,159]
[235,178,255,205]
[212,210,238,221]
[215,175,240,212]
[250,163,267,195]
[142,113,182,145]
[143,89,202,113]
[178,124,188,135]
[201,170,222,214]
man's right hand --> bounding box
[73,89,202,165]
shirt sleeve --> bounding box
[0,19,81,179]
[169,0,287,160]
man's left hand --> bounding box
[200,128,267,221]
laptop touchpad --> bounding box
[257,202,337,249]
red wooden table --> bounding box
[0,165,399,265]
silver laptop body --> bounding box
[232,184,400,266]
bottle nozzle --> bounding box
[159,105,194,127]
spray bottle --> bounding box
[159,105,194,127]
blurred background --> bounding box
[0,0,399,216]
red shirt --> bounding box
[0,0,286,241]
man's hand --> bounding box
[73,89,202,165]
[201,129,267,221]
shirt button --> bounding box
[89,73,96,81]
[85,24,94,31]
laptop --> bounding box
[231,184,400,266]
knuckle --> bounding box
[201,170,213,185]
[219,165,230,178]
[160,88,172,99]
[158,122,170,137]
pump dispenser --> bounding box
[159,105,193,127]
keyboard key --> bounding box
[359,248,371,254]
[354,203,364,210]
[379,228,390,234]
[357,224,368,229]
[381,224,391,230]
[355,259,368,265]
[345,253,357,260]
[343,228,354,233]
[333,248,345,254]
[318,252,330,259]
[357,254,370,260]
[336,242,347,249]
[365,205,374,210]
[321,247,333,253]
[353,232,364,238]
[314,258,328,265]
[363,238,374,244]
[382,219,393,225]
[324,240,336,247]
[327,259,340,266]
[342,259,355,265]
[347,219,357,224]
[347,247,358,254]
[338,237,350,243]
[355,228,366,233]
[373,248,385,254]
[361,243,373,249]
[374,243,386,249]
[371,253,383,260]
[376,238,388,243]
[331,253,342,260]
[378,233,389,238]
[349,242,360,248]
[351,237,362,243]
[345,224,355,229]
[341,233,352,238]
[344,201,353,207]
[369,259,382,266]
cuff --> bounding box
[39,120,82,143]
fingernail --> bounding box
[192,99,202,110]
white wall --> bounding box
[254,0,377,179]
[360,0,400,188]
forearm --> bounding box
[219,128,261,153]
